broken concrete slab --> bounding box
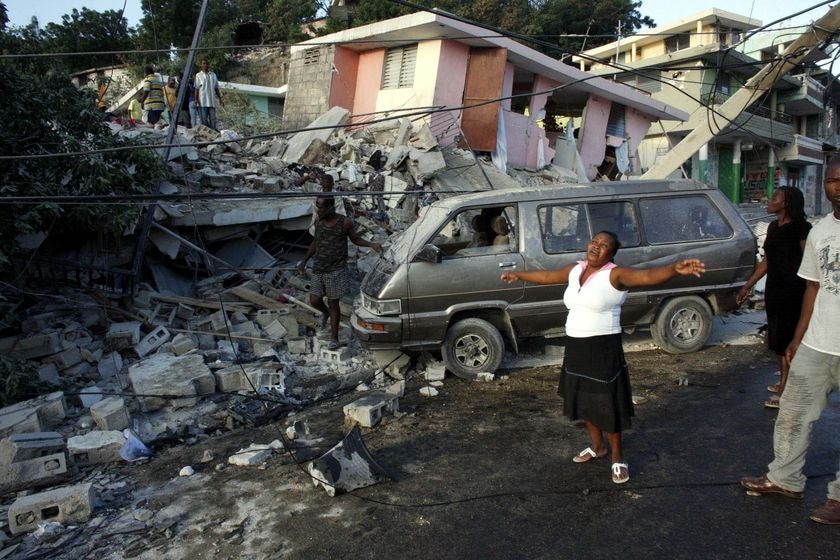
[168,333,196,356]
[0,407,43,438]
[97,352,124,381]
[282,106,350,164]
[67,430,126,465]
[228,440,282,466]
[407,148,447,183]
[37,363,60,386]
[90,397,130,431]
[128,354,215,410]
[11,332,62,359]
[8,482,95,535]
[41,346,82,371]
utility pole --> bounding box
[641,5,840,179]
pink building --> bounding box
[284,12,687,179]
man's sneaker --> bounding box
[327,340,341,351]
[810,499,840,524]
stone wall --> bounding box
[282,45,336,131]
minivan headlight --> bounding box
[361,293,401,316]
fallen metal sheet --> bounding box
[228,392,291,427]
[148,262,194,297]
[307,425,390,497]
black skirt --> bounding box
[559,333,634,433]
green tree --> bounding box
[39,8,135,72]
[537,0,655,55]
[0,63,164,270]
[264,0,320,43]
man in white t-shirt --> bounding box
[741,158,840,525]
[194,58,223,130]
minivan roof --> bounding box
[435,179,711,209]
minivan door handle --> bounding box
[498,262,517,268]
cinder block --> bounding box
[11,332,62,359]
[277,313,299,337]
[67,431,125,465]
[37,363,60,385]
[286,336,309,355]
[254,309,277,328]
[343,392,399,428]
[424,364,446,381]
[319,347,351,364]
[135,325,171,357]
[8,482,95,535]
[97,351,123,380]
[169,333,195,356]
[0,407,43,438]
[42,346,82,371]
[208,310,228,332]
[90,397,130,431]
[263,320,288,340]
[175,303,195,320]
[106,322,141,351]
[213,366,245,392]
[0,452,68,495]
[0,432,65,465]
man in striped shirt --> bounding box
[141,65,165,125]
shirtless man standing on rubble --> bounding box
[298,196,381,349]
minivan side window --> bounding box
[640,195,732,244]
[430,205,517,257]
[588,201,641,248]
[539,204,589,253]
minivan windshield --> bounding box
[386,204,451,262]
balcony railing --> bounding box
[700,91,793,124]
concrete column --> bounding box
[770,90,778,120]
[732,139,742,203]
[631,43,637,62]
[767,149,776,197]
[699,143,708,183]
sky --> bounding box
[2,0,829,31]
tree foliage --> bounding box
[0,62,164,269]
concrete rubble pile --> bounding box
[0,105,554,552]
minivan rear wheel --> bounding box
[650,296,713,354]
[442,318,504,379]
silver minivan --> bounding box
[352,180,756,377]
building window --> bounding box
[665,32,690,53]
[381,44,418,89]
[303,47,320,66]
[606,103,626,137]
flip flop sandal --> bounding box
[612,462,630,484]
[764,396,780,409]
[572,447,607,463]
[767,383,780,393]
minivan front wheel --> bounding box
[442,318,505,379]
[650,296,713,354]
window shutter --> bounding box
[381,45,417,89]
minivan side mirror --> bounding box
[413,244,442,263]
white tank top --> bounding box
[563,261,628,337]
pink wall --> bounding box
[501,62,514,111]
[330,46,360,111]
[351,49,385,124]
[433,40,470,146]
[579,95,611,180]
[625,107,652,165]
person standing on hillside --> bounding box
[140,65,165,125]
[194,58,223,130]
[737,187,811,408]
[741,160,840,525]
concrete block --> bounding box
[424,364,446,381]
[254,309,277,328]
[230,311,249,324]
[90,397,130,431]
[213,366,245,393]
[0,432,65,465]
[79,386,103,408]
[135,325,171,357]
[277,313,299,337]
[385,380,405,397]
[319,347,351,364]
[42,346,82,371]
[231,321,260,338]
[169,333,196,356]
[62,361,91,377]
[128,354,215,410]
[106,322,141,351]
[37,363,60,385]
[0,407,43,438]
[97,352,123,380]
[208,310,228,333]
[286,336,309,355]
[8,482,95,535]
[67,431,125,465]
[343,392,399,428]
[263,320,288,340]
[11,332,62,359]
[0,452,68,495]
[252,340,275,357]
[175,303,195,320]
[228,441,281,466]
